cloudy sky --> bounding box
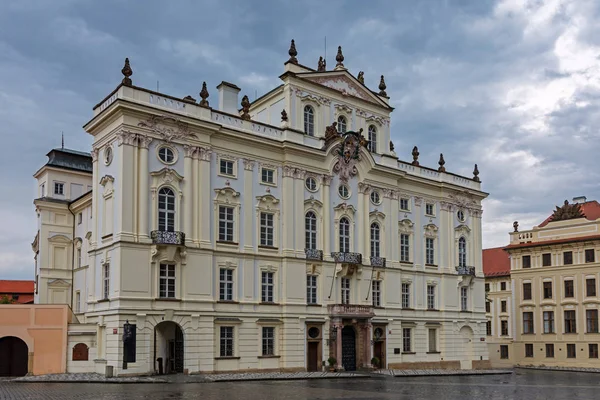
[1,0,599,280]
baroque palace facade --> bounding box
[32,41,489,376]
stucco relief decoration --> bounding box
[454,224,471,238]
[256,194,280,212]
[137,115,195,143]
[333,203,357,216]
[448,191,481,217]
[243,159,256,171]
[293,87,331,106]
[150,168,184,199]
[294,168,307,180]
[423,223,439,238]
[549,200,585,222]
[304,76,377,104]
[383,188,398,199]
[282,165,296,178]
[398,219,414,233]
[214,187,240,205]
[90,149,99,162]
[333,131,368,183]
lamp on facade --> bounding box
[122,320,132,370]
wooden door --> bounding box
[307,342,319,371]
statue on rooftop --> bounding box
[550,200,585,222]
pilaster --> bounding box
[322,175,332,257]
[414,196,423,269]
[116,131,136,241]
[199,148,212,248]
[294,168,306,256]
[192,155,199,244]
[357,183,366,255]
[282,166,295,255]
[243,159,255,252]
[387,190,399,262]
[90,149,99,248]
[183,146,194,244]
[138,136,152,241]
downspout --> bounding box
[68,202,76,317]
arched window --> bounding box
[370,222,380,258]
[305,211,317,249]
[458,237,467,267]
[339,217,350,253]
[337,116,347,133]
[158,187,175,232]
[368,125,377,153]
[304,105,315,136]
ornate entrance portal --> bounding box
[154,322,184,374]
[341,326,356,371]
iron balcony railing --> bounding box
[150,230,185,245]
[331,252,362,264]
[456,265,476,276]
[305,248,323,261]
[370,256,386,268]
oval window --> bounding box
[305,177,317,192]
[338,184,350,199]
[158,146,175,164]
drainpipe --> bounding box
[68,203,76,316]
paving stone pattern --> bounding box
[374,368,513,377]
[517,365,600,374]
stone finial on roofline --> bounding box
[411,146,420,166]
[335,46,345,69]
[121,58,133,86]
[473,164,480,182]
[288,39,298,64]
[199,82,210,107]
[378,75,387,97]
[438,153,446,172]
[241,95,251,120]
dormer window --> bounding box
[303,105,314,136]
[367,125,377,153]
[337,116,347,133]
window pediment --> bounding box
[150,168,183,198]
[256,194,280,211]
[399,219,414,233]
[304,197,323,209]
[370,210,385,223]
[214,187,241,204]
[48,234,71,243]
[333,203,357,216]
[100,175,114,198]
[455,224,471,236]
[423,223,439,238]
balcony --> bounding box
[370,256,386,268]
[151,230,185,245]
[328,304,374,318]
[456,265,476,276]
[331,252,362,264]
[305,248,323,261]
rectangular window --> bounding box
[542,253,552,266]
[589,344,598,359]
[401,283,410,308]
[486,320,492,336]
[501,300,507,313]
[425,238,435,265]
[219,269,233,301]
[77,213,82,225]
[372,280,381,307]
[501,320,508,336]
[522,255,531,268]
[77,248,82,269]
[220,326,234,357]
[425,203,434,216]
[400,234,410,262]
[428,329,437,352]
[587,310,598,333]
[261,168,274,184]
[218,206,234,242]
[103,263,110,300]
[543,281,553,299]
[341,277,350,305]
[523,312,534,334]
[585,249,595,263]
[460,287,468,311]
[124,323,136,363]
[159,264,176,298]
[54,182,64,195]
[587,278,597,297]
[485,301,490,313]
[262,327,275,356]
[75,291,81,313]
[565,310,576,333]
[402,328,411,352]
[485,283,490,292]
[261,271,274,303]
[563,251,573,265]
[543,311,555,333]
[564,280,574,298]
[501,282,506,291]
[219,159,234,176]
[500,345,509,359]
[525,343,534,358]
[400,198,409,211]
[523,282,532,300]
[306,275,317,304]
[546,344,554,358]
[567,343,576,358]
[260,212,274,247]
[427,285,435,310]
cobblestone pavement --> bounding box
[373,368,513,377]
[516,365,600,373]
[2,370,600,399]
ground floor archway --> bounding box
[154,321,184,374]
[0,336,29,376]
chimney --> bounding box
[573,196,587,204]
[217,81,241,114]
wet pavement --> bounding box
[1,369,600,399]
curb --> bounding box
[515,366,600,374]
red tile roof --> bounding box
[0,280,35,294]
[483,247,511,277]
[538,201,600,228]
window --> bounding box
[564,280,574,298]
[262,327,275,356]
[501,320,508,336]
[425,238,435,265]
[220,327,234,357]
[341,277,350,305]
[305,212,317,250]
[486,321,492,336]
[337,116,347,133]
[261,271,274,303]
[427,285,435,310]
[525,343,534,358]
[564,310,576,333]
[458,237,467,267]
[260,212,274,247]
[587,310,598,333]
[460,287,468,311]
[261,168,274,184]
[219,159,234,176]
[545,344,554,358]
[522,255,531,268]
[102,263,110,300]
[75,291,81,313]
[523,282,532,300]
[339,217,350,253]
[158,187,175,232]
[567,343,576,358]
[589,344,599,359]
[367,125,377,152]
[218,206,234,242]
[563,251,573,265]
[501,282,506,291]
[77,248,82,269]
[500,345,509,359]
[543,311,554,333]
[54,182,64,195]
[338,184,350,199]
[402,328,411,352]
[370,223,380,258]
[400,234,410,262]
[400,198,409,211]
[587,278,597,297]
[485,283,490,292]
[501,300,507,313]
[303,105,314,136]
[159,264,176,298]
[543,281,553,299]
[77,213,82,225]
[485,301,490,313]
[425,203,434,216]
[158,146,175,164]
[219,269,233,301]
[305,177,317,191]
[585,249,595,263]
[401,283,410,308]
[428,329,437,352]
[370,191,381,205]
[542,253,552,266]
[307,275,317,304]
[372,280,381,307]
[523,312,534,334]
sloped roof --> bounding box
[44,147,92,174]
[482,247,510,277]
[538,200,600,227]
[0,280,34,294]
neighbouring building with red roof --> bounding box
[0,280,35,304]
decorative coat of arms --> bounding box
[333,130,368,182]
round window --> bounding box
[104,146,113,166]
[308,327,320,339]
[457,210,465,222]
[338,184,350,199]
[158,146,175,164]
[370,190,381,205]
[374,327,384,340]
[305,177,317,192]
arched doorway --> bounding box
[459,325,474,369]
[154,322,184,374]
[341,326,356,371]
[0,336,28,376]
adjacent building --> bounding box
[0,281,35,304]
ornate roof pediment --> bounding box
[299,71,388,108]
[550,200,585,222]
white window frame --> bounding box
[341,277,350,304]
[337,115,347,133]
[219,268,234,301]
[307,275,318,304]
[102,263,110,300]
[259,164,278,186]
[400,233,410,262]
[218,156,237,178]
[305,211,317,250]
[157,145,177,165]
[370,222,380,258]
[427,284,436,310]
[159,263,176,299]
[402,328,412,352]
[304,105,315,136]
[458,237,467,267]
[428,328,437,352]
[339,217,351,253]
[77,248,82,269]
[261,271,274,303]
[218,205,235,242]
[401,282,411,308]
[460,286,468,311]
[367,125,377,153]
[425,203,435,216]
[372,280,381,307]
[220,326,234,357]
[425,237,435,265]
[54,181,65,196]
[75,291,81,313]
[262,326,275,356]
[260,212,275,247]
[399,198,410,211]
[158,187,176,232]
